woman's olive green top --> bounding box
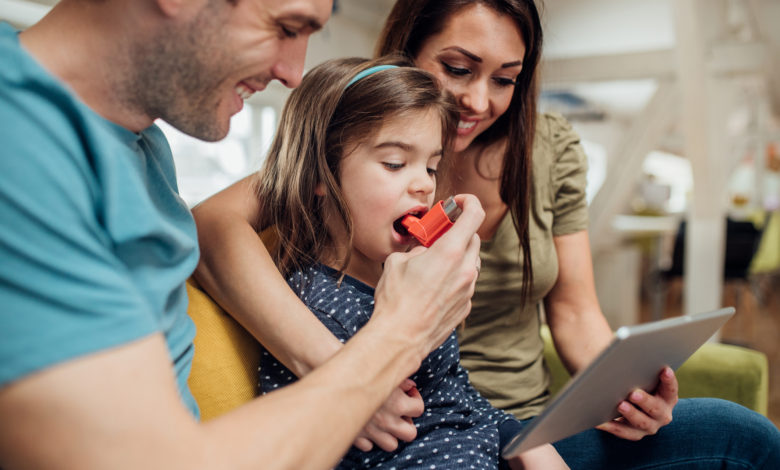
[457,112,590,420]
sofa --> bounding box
[186,280,769,421]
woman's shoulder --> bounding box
[533,112,585,166]
[535,112,577,145]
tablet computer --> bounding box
[502,307,735,458]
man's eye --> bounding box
[442,62,470,76]
[281,26,298,39]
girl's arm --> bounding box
[191,176,423,451]
[544,230,676,440]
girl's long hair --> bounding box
[255,56,458,276]
[376,0,543,301]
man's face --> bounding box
[130,0,332,142]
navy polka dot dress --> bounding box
[259,264,523,469]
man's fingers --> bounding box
[431,194,485,249]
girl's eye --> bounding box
[427,167,438,177]
[383,162,404,171]
[442,62,470,77]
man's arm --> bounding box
[0,195,484,470]
[0,329,413,470]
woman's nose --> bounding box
[457,79,490,115]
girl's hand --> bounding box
[596,367,678,440]
[353,379,424,452]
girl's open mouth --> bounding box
[393,210,425,237]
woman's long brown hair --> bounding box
[376,0,543,302]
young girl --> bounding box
[253,56,568,469]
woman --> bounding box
[192,0,780,467]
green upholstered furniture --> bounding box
[186,281,770,420]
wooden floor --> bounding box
[640,273,780,427]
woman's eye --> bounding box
[383,162,404,171]
[442,62,470,76]
[493,77,517,87]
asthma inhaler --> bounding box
[401,196,462,247]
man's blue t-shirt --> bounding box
[0,23,200,416]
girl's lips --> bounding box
[392,207,429,243]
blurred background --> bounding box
[3,0,779,423]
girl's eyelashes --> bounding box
[427,167,438,177]
[382,162,404,171]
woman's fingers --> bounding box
[353,384,423,452]
[597,368,678,440]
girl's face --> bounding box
[414,3,526,153]
[334,108,443,285]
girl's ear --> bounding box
[314,182,327,197]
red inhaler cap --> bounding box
[401,197,459,247]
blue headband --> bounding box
[346,65,399,88]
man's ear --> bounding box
[314,182,327,197]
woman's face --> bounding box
[414,3,526,153]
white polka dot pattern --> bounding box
[259,264,521,469]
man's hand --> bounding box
[352,379,423,452]
[372,194,484,364]
[596,367,678,440]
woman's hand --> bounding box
[353,379,424,452]
[596,366,678,439]
[508,443,570,470]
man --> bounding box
[0,1,484,468]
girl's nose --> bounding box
[409,168,435,195]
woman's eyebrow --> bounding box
[444,46,482,62]
[443,47,523,68]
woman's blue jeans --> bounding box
[551,398,780,469]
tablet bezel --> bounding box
[501,307,735,458]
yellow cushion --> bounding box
[186,280,260,421]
